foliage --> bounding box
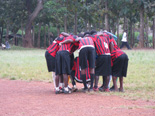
[0,0,154,48]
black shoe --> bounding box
[55,90,60,94]
[89,88,94,92]
[72,87,78,92]
[110,85,114,91]
[64,89,71,94]
[99,86,104,92]
[82,88,88,93]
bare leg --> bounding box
[81,69,87,89]
[94,76,99,88]
[63,74,68,87]
[112,76,118,91]
[119,77,124,92]
[105,76,110,89]
[89,68,95,89]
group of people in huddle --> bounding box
[45,30,129,94]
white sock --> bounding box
[55,87,59,91]
[59,83,63,88]
[64,87,69,91]
[73,85,77,88]
[52,72,56,88]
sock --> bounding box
[52,72,56,88]
[81,74,87,89]
[55,87,59,91]
[73,85,77,88]
[64,87,69,91]
[90,74,95,89]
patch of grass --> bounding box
[0,47,155,101]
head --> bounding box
[77,33,84,38]
[90,30,97,35]
[83,31,90,37]
[55,37,64,41]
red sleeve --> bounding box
[91,34,97,41]
[72,60,76,71]
[59,34,64,37]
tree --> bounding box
[23,0,43,48]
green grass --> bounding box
[0,47,155,101]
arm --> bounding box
[61,32,70,37]
[59,39,74,45]
[75,37,82,42]
[109,42,114,53]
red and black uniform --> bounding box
[78,36,95,69]
[78,36,96,90]
[71,57,91,84]
[45,40,60,72]
[111,38,129,77]
[91,34,112,76]
[55,35,78,75]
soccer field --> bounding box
[0,47,155,101]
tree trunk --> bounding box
[6,23,9,42]
[145,17,149,48]
[57,25,60,36]
[23,0,43,48]
[0,24,4,44]
[48,25,50,46]
[74,12,77,35]
[64,14,67,32]
[32,25,35,46]
[21,22,24,46]
[0,27,1,44]
[116,18,119,46]
[44,26,46,48]
[133,24,135,48]
[105,0,109,31]
[37,22,42,48]
[123,17,128,31]
[139,6,144,48]
[130,21,133,48]
[153,17,155,49]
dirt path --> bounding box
[0,79,154,116]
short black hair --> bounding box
[90,30,97,35]
[83,31,90,37]
[77,33,84,37]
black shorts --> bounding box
[95,55,112,76]
[45,51,55,72]
[79,47,95,70]
[112,54,129,77]
[55,51,71,75]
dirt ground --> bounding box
[0,79,154,116]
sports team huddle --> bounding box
[45,30,129,94]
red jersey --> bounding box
[73,57,91,83]
[92,34,110,55]
[78,36,95,50]
[46,41,59,57]
[58,35,77,54]
[111,38,124,62]
[103,32,113,43]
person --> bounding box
[5,41,11,49]
[91,31,113,92]
[111,36,129,92]
[70,56,91,92]
[75,32,96,92]
[120,30,131,49]
[55,32,78,94]
[1,43,6,49]
[45,35,64,91]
